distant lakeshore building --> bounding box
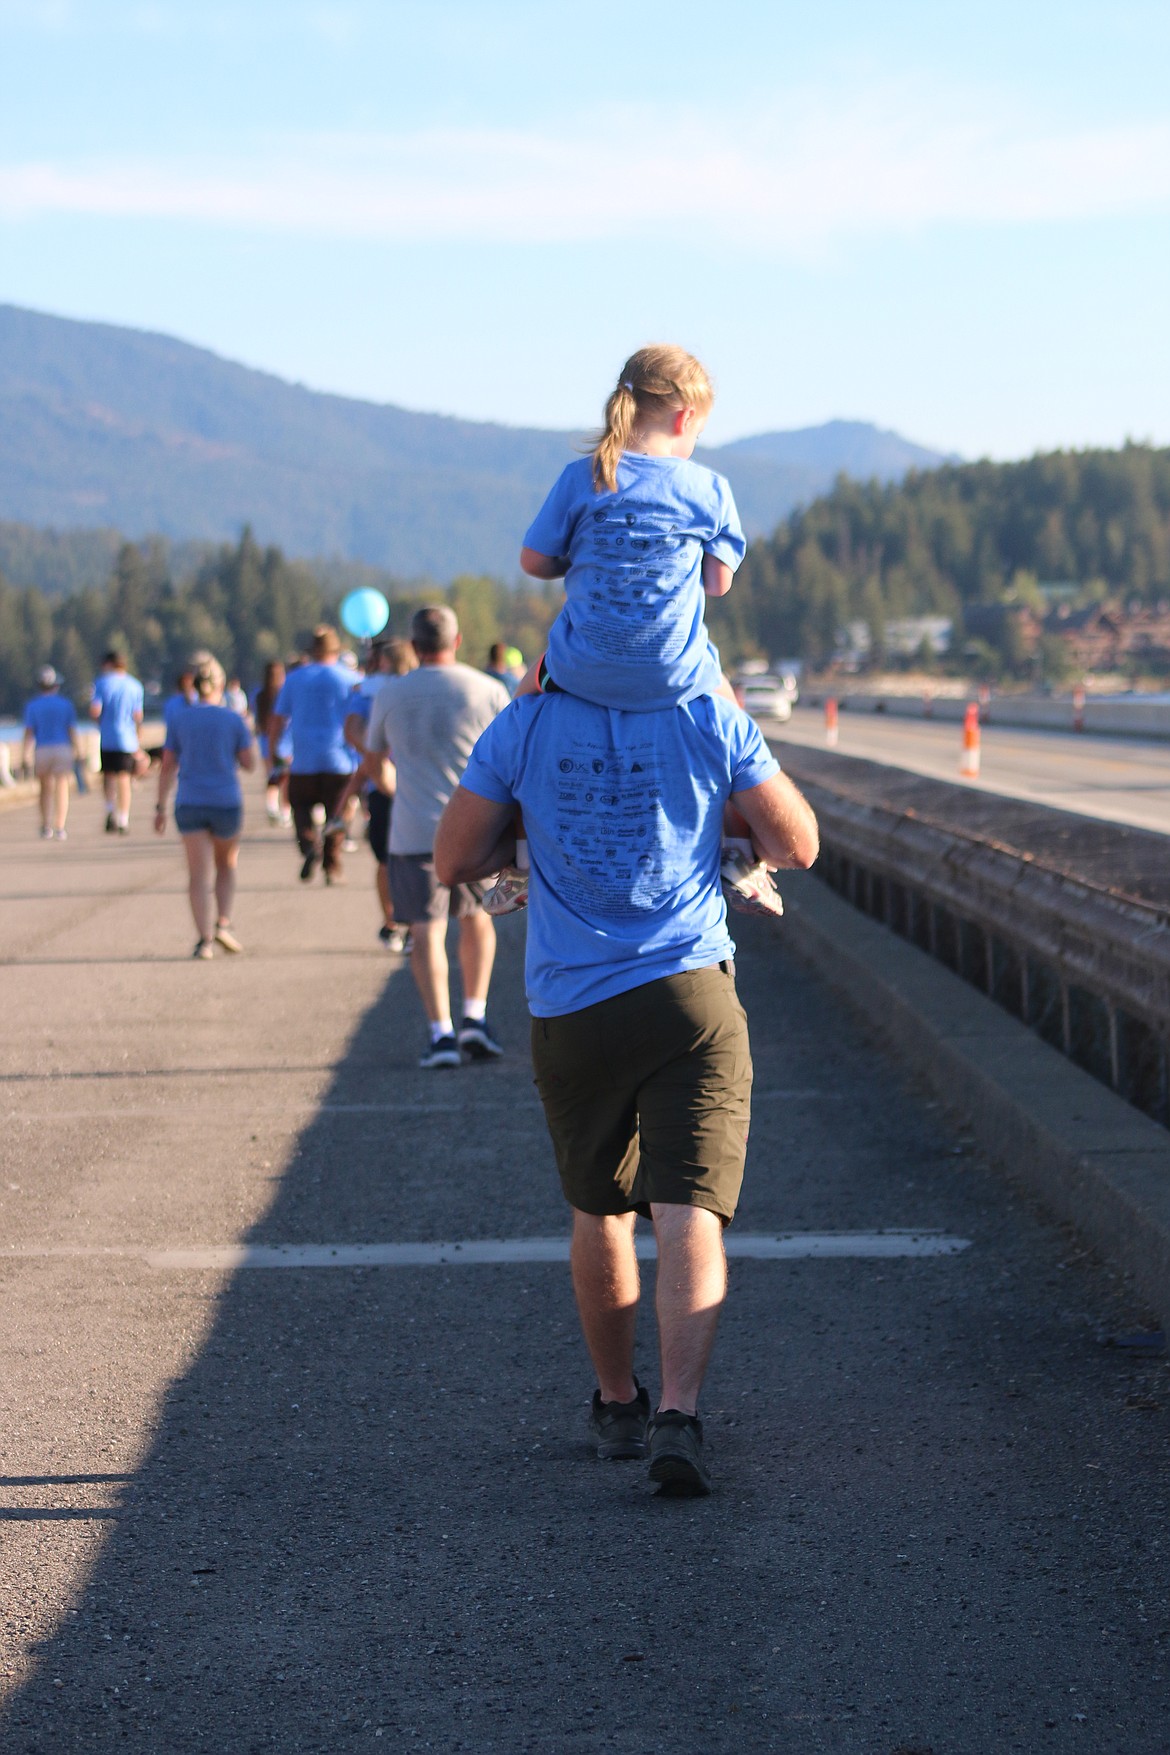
[838,616,953,664]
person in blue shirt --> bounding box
[435,687,818,1495]
[267,626,357,885]
[89,649,145,834]
[485,345,782,922]
[343,636,417,951]
[155,654,255,959]
[21,665,81,840]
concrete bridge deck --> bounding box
[1,785,1168,1752]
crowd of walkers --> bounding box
[18,625,526,973]
[19,343,820,1495]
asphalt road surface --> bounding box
[773,705,1170,835]
[1,784,1169,1752]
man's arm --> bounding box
[732,771,819,870]
[343,711,369,757]
[435,787,517,886]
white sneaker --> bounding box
[720,848,785,920]
[482,867,529,915]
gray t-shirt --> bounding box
[366,662,511,855]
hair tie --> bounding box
[620,380,634,393]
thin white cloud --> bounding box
[0,82,1167,248]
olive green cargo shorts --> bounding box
[530,964,752,1224]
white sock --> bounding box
[429,1018,454,1044]
[462,997,487,1024]
[114,811,129,829]
[723,836,754,860]
[515,838,529,872]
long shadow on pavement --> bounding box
[4,929,1170,1753]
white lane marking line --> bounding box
[3,1231,971,1270]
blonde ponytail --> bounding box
[590,344,714,492]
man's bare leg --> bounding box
[376,864,395,929]
[570,1210,639,1405]
[651,1204,727,1415]
[409,918,451,1025]
[457,909,496,1007]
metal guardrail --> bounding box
[777,754,1170,1127]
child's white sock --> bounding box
[429,1017,454,1044]
[723,836,755,861]
[463,997,487,1023]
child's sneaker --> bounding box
[482,866,529,915]
[721,847,784,920]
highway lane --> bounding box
[771,703,1170,835]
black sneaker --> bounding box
[419,1034,461,1070]
[458,1017,503,1061]
[299,852,318,883]
[105,812,116,833]
[647,1409,712,1496]
[589,1382,650,1461]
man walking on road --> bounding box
[436,689,818,1493]
[89,650,144,834]
[365,606,510,1068]
[268,625,356,885]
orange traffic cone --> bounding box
[959,702,981,778]
[825,697,839,747]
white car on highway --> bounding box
[735,673,794,723]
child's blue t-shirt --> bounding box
[461,692,779,1017]
[165,701,252,809]
[24,693,77,745]
[523,453,746,712]
[91,671,144,751]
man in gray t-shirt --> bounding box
[365,606,511,1069]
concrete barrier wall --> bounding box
[774,743,1170,1128]
[820,692,1170,740]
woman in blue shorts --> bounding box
[155,654,256,959]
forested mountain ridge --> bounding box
[3,444,1168,715]
[709,444,1170,668]
[0,303,947,582]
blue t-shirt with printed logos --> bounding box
[165,701,252,809]
[272,662,355,774]
[461,692,779,1017]
[91,670,144,752]
[523,453,746,712]
[24,692,77,746]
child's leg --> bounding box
[514,655,544,698]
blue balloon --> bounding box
[340,587,390,639]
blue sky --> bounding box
[1,0,1168,456]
